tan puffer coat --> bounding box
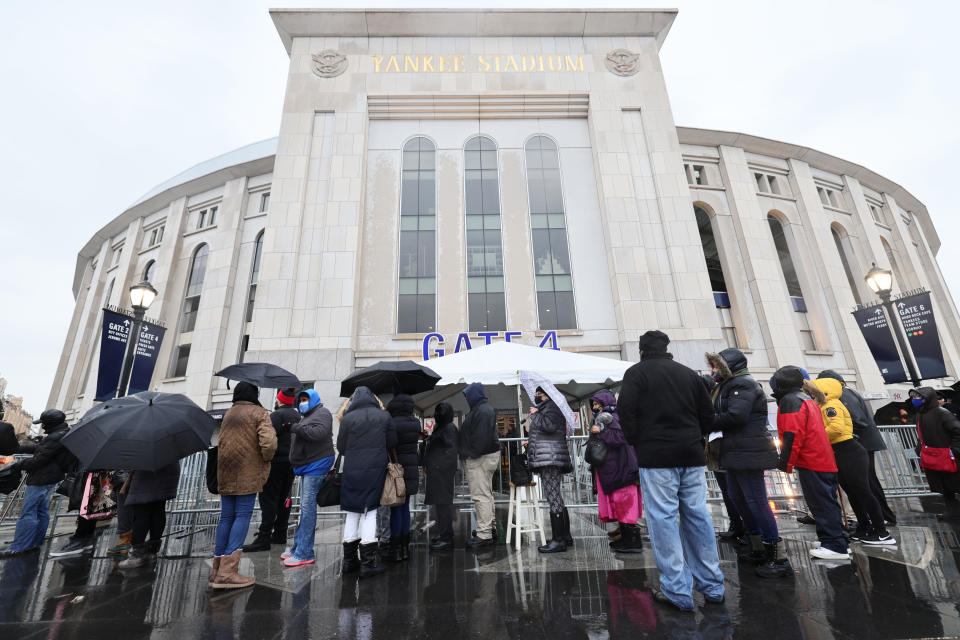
[217,401,277,495]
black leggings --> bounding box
[537,467,565,514]
[131,501,167,547]
[832,440,884,530]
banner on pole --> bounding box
[94,309,166,401]
[852,305,908,384]
[895,291,947,380]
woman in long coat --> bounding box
[526,387,573,553]
[386,394,421,562]
[116,462,181,568]
[337,386,396,578]
[422,402,458,550]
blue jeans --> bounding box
[9,483,57,552]
[215,494,256,556]
[637,467,724,610]
[390,496,411,536]
[726,469,779,543]
[797,468,848,554]
[288,456,335,562]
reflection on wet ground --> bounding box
[1,496,958,639]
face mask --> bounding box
[299,402,310,414]
[711,371,722,382]
[910,398,923,408]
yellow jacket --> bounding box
[812,378,853,444]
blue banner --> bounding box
[896,292,947,380]
[852,305,908,385]
[94,309,166,401]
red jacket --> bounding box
[775,390,837,473]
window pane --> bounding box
[419,173,435,215]
[532,230,553,275]
[180,296,200,333]
[401,172,418,215]
[419,147,435,171]
[536,275,553,291]
[486,293,506,331]
[527,169,546,213]
[481,170,499,214]
[399,231,418,277]
[417,278,435,295]
[548,214,565,229]
[397,295,418,333]
[465,171,482,214]
[549,229,571,273]
[480,150,496,170]
[419,216,435,231]
[171,344,191,377]
[403,150,419,170]
[186,245,208,297]
[466,215,483,230]
[537,291,557,330]
[465,148,481,171]
[554,292,577,330]
[468,277,486,293]
[486,276,504,293]
[483,215,500,230]
[531,214,548,229]
[418,231,435,276]
[251,233,264,284]
[245,284,257,322]
[695,207,727,293]
[417,294,435,332]
[767,216,803,297]
[400,217,418,231]
[544,171,563,213]
[144,260,155,283]
[468,293,488,331]
[398,278,417,294]
[553,275,573,291]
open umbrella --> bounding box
[340,361,441,397]
[61,391,217,471]
[519,370,577,436]
[215,362,301,389]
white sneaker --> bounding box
[809,546,850,560]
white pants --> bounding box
[343,510,378,544]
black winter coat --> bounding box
[14,424,73,486]
[0,422,18,456]
[619,352,715,468]
[422,418,459,505]
[387,395,421,496]
[526,398,573,473]
[289,406,334,467]
[270,406,299,463]
[915,387,960,494]
[708,349,778,471]
[337,387,396,513]
[125,462,181,506]
[458,383,499,460]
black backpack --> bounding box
[206,447,219,494]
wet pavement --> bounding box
[1,496,959,639]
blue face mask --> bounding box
[910,398,924,408]
[299,401,310,414]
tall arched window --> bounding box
[525,135,576,330]
[169,244,208,377]
[695,206,737,347]
[767,215,815,349]
[831,226,862,305]
[397,137,436,333]
[465,136,505,331]
[240,232,264,361]
[143,260,156,283]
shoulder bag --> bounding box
[917,420,958,473]
[584,434,608,467]
[380,451,406,507]
[315,455,342,507]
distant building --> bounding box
[2,395,33,438]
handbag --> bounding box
[917,422,958,473]
[56,471,87,512]
[315,455,342,507]
[509,452,533,486]
[205,447,219,494]
[79,471,118,521]
[380,451,406,507]
[0,465,21,495]
[584,434,608,467]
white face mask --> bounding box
[299,402,310,414]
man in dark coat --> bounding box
[816,370,896,525]
[386,394,422,562]
[244,388,299,552]
[459,383,500,548]
[618,331,723,611]
[423,402,459,550]
[1,410,72,558]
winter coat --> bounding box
[289,390,334,468]
[0,421,17,456]
[706,349,778,471]
[770,366,837,473]
[14,423,73,486]
[817,370,886,452]
[589,391,638,494]
[618,351,715,468]
[458,383,499,460]
[526,397,573,473]
[915,387,960,493]
[812,378,854,445]
[217,401,277,496]
[337,387,396,513]
[125,462,181,506]
[422,404,459,505]
[270,406,299,463]
[387,395,422,496]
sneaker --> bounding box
[848,527,868,542]
[860,530,896,546]
[809,546,850,560]
[280,549,293,559]
[50,538,94,558]
[282,557,315,568]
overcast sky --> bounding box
[1,0,957,417]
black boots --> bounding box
[755,538,793,578]
[342,540,360,575]
[610,523,644,553]
[739,533,765,565]
[243,534,272,553]
[538,512,569,553]
[388,533,411,562]
[560,509,574,546]
[718,519,745,542]
[359,542,384,578]
[401,533,410,560]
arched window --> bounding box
[465,136,505,331]
[169,244,208,377]
[240,232,264,360]
[397,137,436,333]
[143,260,156,283]
[831,226,862,305]
[695,206,737,347]
[881,238,905,289]
[525,135,576,330]
[767,215,814,349]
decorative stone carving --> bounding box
[604,49,640,77]
[311,50,347,78]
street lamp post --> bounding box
[864,263,921,388]
[116,280,158,398]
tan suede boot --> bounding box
[208,556,221,585]
[211,550,255,590]
[107,531,133,556]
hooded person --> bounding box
[385,394,422,562]
[527,385,574,553]
[336,386,395,578]
[770,366,848,560]
[911,387,960,514]
[458,382,500,548]
[210,382,277,589]
[116,461,181,569]
[816,370,895,524]
[0,410,74,558]
[281,388,336,568]
[706,349,789,578]
[588,391,643,554]
[422,402,459,550]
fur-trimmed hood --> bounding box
[803,380,827,405]
[705,348,748,382]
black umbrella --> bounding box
[340,361,441,397]
[215,362,301,389]
[61,391,217,471]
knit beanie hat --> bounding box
[638,330,670,353]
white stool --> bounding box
[505,482,547,551]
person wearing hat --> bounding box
[618,330,724,611]
[0,409,73,558]
[243,388,300,553]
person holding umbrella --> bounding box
[210,382,277,589]
[385,394,422,562]
[527,386,574,553]
[116,462,181,568]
